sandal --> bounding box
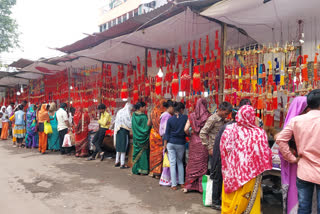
[171,186,178,191]
[114,163,120,167]
[120,165,130,169]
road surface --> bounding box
[0,140,218,214]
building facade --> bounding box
[98,0,169,32]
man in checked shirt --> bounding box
[200,101,232,168]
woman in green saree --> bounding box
[132,102,152,175]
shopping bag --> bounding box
[163,152,170,168]
[44,121,53,134]
[62,134,72,147]
[202,175,213,207]
[68,131,75,146]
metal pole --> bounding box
[219,23,227,103]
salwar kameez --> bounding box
[38,104,50,154]
[38,132,48,153]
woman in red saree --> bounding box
[149,99,166,178]
[184,98,211,193]
[74,107,91,157]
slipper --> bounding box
[100,152,105,161]
[114,163,120,167]
[86,157,95,161]
[120,165,130,169]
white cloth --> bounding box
[6,105,13,117]
[56,108,69,131]
[1,106,9,122]
[113,103,133,146]
[68,112,73,125]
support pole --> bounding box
[99,62,103,104]
[67,67,71,112]
[219,23,227,104]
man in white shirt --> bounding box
[56,103,71,155]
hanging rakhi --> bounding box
[155,76,162,96]
[181,63,191,92]
[198,38,202,59]
[156,51,160,68]
[187,42,191,63]
[192,40,196,61]
[280,61,285,87]
[265,86,274,127]
[224,66,232,102]
[171,72,179,99]
[205,35,210,58]
[145,78,150,97]
[133,85,139,103]
[301,55,309,82]
[147,51,152,68]
[193,65,201,92]
[296,55,302,87]
[314,53,319,88]
[178,46,182,65]
[165,64,172,83]
[267,61,273,86]
[137,56,141,73]
[272,83,278,110]
[162,50,167,67]
[251,65,257,95]
[121,82,129,99]
[274,58,280,85]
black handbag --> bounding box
[38,122,44,132]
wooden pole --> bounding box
[219,23,227,104]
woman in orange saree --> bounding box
[149,99,166,178]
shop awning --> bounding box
[57,2,184,54]
[201,0,320,56]
[64,7,255,73]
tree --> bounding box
[0,0,19,53]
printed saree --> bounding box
[149,100,165,176]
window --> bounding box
[134,9,138,17]
[99,25,103,32]
[129,10,134,18]
[112,19,117,26]
[108,21,112,29]
[117,16,122,24]
[138,5,142,15]
[103,24,107,30]
[122,14,127,22]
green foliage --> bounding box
[0,0,19,53]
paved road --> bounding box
[0,140,217,214]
